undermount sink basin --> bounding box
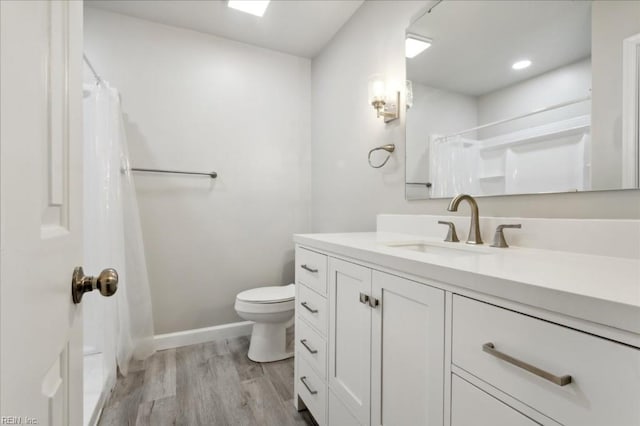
[385,241,493,257]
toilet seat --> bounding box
[236,284,294,304]
[235,298,294,314]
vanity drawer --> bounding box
[452,295,640,426]
[451,374,540,426]
[297,355,327,426]
[297,284,328,336]
[296,247,327,296]
[296,317,327,378]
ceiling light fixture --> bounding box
[228,0,270,17]
[405,34,432,58]
[512,59,532,70]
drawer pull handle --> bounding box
[482,342,572,387]
[300,339,318,354]
[301,301,318,314]
[300,376,318,395]
[301,264,318,273]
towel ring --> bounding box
[368,144,395,168]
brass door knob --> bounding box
[72,266,118,304]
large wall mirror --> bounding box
[405,1,640,200]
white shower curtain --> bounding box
[84,82,155,376]
[429,135,479,198]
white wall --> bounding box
[477,58,592,139]
[85,8,311,333]
[591,0,640,190]
[311,0,640,234]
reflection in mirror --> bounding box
[405,1,640,200]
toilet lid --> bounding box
[236,284,295,304]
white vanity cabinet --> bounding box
[370,270,445,426]
[294,247,329,426]
[451,375,541,426]
[293,242,640,426]
[327,258,373,425]
[452,295,640,426]
[295,248,446,426]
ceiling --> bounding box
[407,1,592,96]
[85,0,364,58]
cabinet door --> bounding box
[451,375,540,426]
[371,271,445,426]
[329,389,361,426]
[328,258,372,425]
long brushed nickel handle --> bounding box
[300,339,318,354]
[300,376,318,395]
[301,301,318,314]
[301,264,318,273]
[482,342,572,386]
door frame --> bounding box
[622,32,640,188]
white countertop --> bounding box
[294,232,640,336]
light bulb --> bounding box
[368,75,386,104]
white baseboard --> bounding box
[154,321,253,351]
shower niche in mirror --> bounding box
[405,0,640,200]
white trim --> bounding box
[622,32,640,188]
[86,382,112,426]
[154,321,253,351]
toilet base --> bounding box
[247,322,294,363]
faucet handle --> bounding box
[438,221,460,243]
[491,224,522,248]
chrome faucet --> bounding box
[447,194,483,245]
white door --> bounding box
[328,258,371,425]
[371,271,445,426]
[1,1,86,424]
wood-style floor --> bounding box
[98,335,316,426]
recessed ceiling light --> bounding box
[228,0,270,17]
[512,59,532,70]
[405,34,432,59]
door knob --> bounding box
[72,266,118,304]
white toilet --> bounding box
[234,283,295,362]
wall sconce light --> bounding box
[406,80,413,110]
[368,74,400,124]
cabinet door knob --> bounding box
[368,297,380,308]
[359,292,370,304]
